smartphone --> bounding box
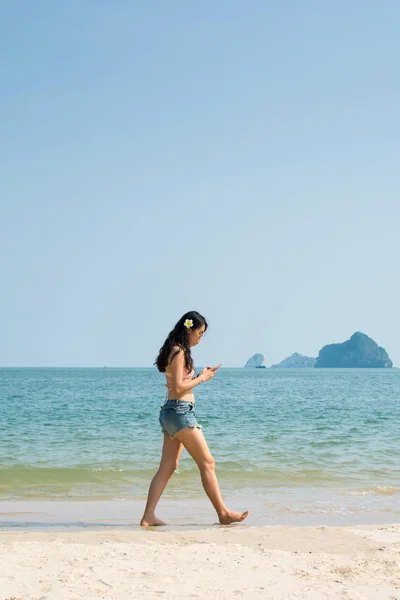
[212,363,223,371]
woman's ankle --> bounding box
[216,507,229,519]
[142,510,155,519]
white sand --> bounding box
[1,524,399,600]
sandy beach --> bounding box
[1,524,399,600]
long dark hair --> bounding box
[155,311,208,373]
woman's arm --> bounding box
[166,348,214,395]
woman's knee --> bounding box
[159,461,179,477]
[198,454,215,472]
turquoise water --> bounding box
[1,368,399,525]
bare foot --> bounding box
[219,510,249,525]
[140,515,166,527]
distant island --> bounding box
[315,332,392,368]
[244,332,392,369]
[244,353,265,368]
[271,353,316,368]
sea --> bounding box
[0,367,399,530]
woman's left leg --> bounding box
[175,427,248,524]
[140,433,183,526]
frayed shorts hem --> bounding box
[161,424,203,440]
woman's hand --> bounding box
[200,367,215,382]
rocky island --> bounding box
[245,333,392,369]
[244,353,265,368]
[271,353,316,368]
[315,332,393,368]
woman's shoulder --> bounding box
[171,345,183,352]
[167,345,184,364]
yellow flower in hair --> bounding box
[184,319,193,329]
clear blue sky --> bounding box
[1,1,399,367]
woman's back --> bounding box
[165,346,195,401]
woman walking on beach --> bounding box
[140,311,249,526]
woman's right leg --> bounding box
[140,433,183,527]
[175,427,248,524]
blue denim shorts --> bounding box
[159,400,202,439]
